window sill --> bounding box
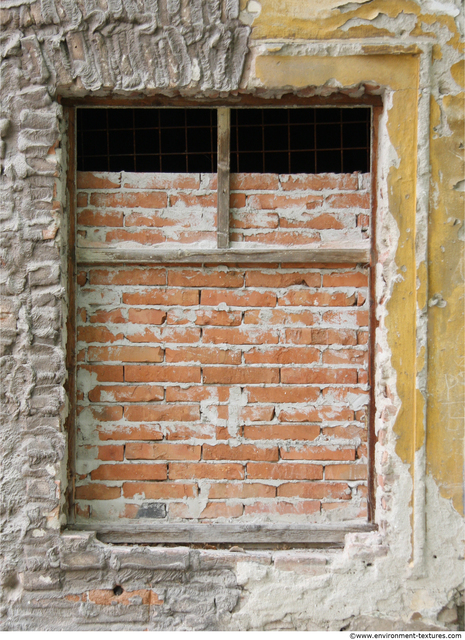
[68,521,377,547]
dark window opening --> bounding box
[77,107,370,174]
[77,108,218,173]
[231,108,370,174]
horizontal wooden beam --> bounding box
[69,522,377,546]
[76,246,370,265]
[60,94,382,107]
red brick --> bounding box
[277,482,350,500]
[322,387,369,403]
[247,463,323,480]
[246,387,320,403]
[203,367,279,384]
[203,444,279,462]
[230,173,280,190]
[244,424,320,441]
[170,192,217,208]
[326,192,370,209]
[358,213,370,228]
[244,230,320,245]
[126,443,201,461]
[126,326,201,344]
[89,309,127,324]
[123,173,200,190]
[281,367,358,384]
[247,193,323,210]
[357,330,369,345]
[244,501,320,516]
[203,327,279,345]
[77,272,87,287]
[90,191,168,209]
[280,213,344,230]
[91,463,167,480]
[208,482,276,499]
[322,310,369,326]
[98,424,163,441]
[231,212,279,229]
[124,405,200,422]
[125,365,201,383]
[88,588,161,606]
[171,502,243,519]
[166,347,240,365]
[279,174,358,191]
[98,444,124,461]
[230,193,246,208]
[124,211,177,228]
[123,482,197,499]
[165,386,228,403]
[195,309,242,326]
[83,405,123,422]
[127,309,167,325]
[90,268,166,286]
[78,209,124,227]
[325,464,367,480]
[167,269,243,288]
[79,365,124,382]
[243,309,315,325]
[285,328,357,345]
[323,271,368,287]
[280,446,356,461]
[245,271,320,288]
[123,289,199,306]
[76,193,87,207]
[279,406,354,423]
[322,425,367,441]
[87,346,164,363]
[322,348,368,365]
[165,424,216,441]
[89,385,164,403]
[75,484,121,500]
[201,289,276,308]
[77,172,120,189]
[245,346,319,365]
[105,229,166,244]
[240,406,275,422]
[169,463,244,480]
[278,290,356,307]
[77,327,123,343]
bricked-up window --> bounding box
[77,107,370,174]
[70,101,376,544]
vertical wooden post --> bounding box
[217,108,230,249]
[65,106,77,524]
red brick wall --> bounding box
[75,172,371,523]
[76,171,370,249]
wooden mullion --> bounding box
[217,107,230,249]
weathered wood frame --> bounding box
[65,97,379,546]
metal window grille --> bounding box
[77,107,370,174]
[77,108,218,173]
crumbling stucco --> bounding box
[0,0,463,631]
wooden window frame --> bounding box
[63,95,381,547]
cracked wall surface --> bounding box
[0,0,464,631]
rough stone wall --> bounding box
[0,0,464,631]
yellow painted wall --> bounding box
[244,0,464,516]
